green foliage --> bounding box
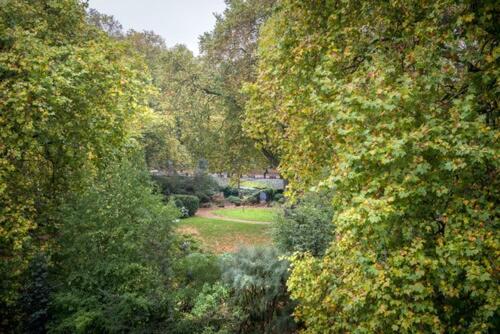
[274,192,334,257]
[247,0,500,332]
[172,282,243,334]
[173,247,296,334]
[189,282,243,334]
[171,194,200,217]
[173,252,221,313]
[222,186,239,198]
[273,193,284,203]
[222,247,296,333]
[213,208,277,222]
[153,174,219,203]
[19,253,52,333]
[172,233,205,256]
[192,173,221,202]
[0,0,153,327]
[197,0,277,172]
[170,251,239,334]
[226,196,242,206]
[141,118,191,170]
[123,31,192,170]
[50,158,179,333]
[239,188,281,204]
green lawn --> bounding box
[240,180,268,189]
[176,216,272,253]
[212,207,278,222]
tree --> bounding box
[247,0,499,332]
[86,8,124,38]
[199,0,278,172]
[50,156,179,333]
[122,31,194,171]
[0,0,153,327]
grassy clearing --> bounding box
[212,207,278,222]
[240,180,268,189]
[176,216,272,253]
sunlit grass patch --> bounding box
[212,207,278,222]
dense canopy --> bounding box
[246,0,499,332]
[1,0,498,333]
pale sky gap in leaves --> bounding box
[87,0,227,55]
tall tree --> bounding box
[247,0,499,332]
[199,0,278,172]
[0,0,153,327]
[124,31,193,170]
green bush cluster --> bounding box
[226,196,241,206]
[273,193,284,203]
[49,159,180,333]
[152,174,220,203]
[171,194,200,217]
[19,254,52,333]
[221,247,297,333]
[221,186,239,198]
[171,246,296,334]
[228,186,283,204]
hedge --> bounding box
[171,194,200,217]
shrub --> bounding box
[222,247,296,333]
[226,196,241,206]
[238,187,257,197]
[273,191,334,257]
[192,173,219,197]
[261,188,275,201]
[172,282,242,334]
[194,191,211,204]
[242,195,259,205]
[152,174,219,203]
[172,234,204,256]
[50,159,179,333]
[222,186,239,198]
[241,188,280,203]
[171,194,200,217]
[173,252,222,312]
[273,193,284,202]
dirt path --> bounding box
[196,207,272,225]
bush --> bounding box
[242,194,259,205]
[273,191,334,257]
[171,194,200,217]
[152,174,219,203]
[195,191,211,204]
[273,193,284,202]
[240,189,259,205]
[172,282,242,334]
[222,186,239,198]
[50,159,179,333]
[192,173,219,197]
[226,196,241,206]
[241,188,281,203]
[173,252,221,312]
[222,247,296,333]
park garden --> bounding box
[1,0,498,333]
